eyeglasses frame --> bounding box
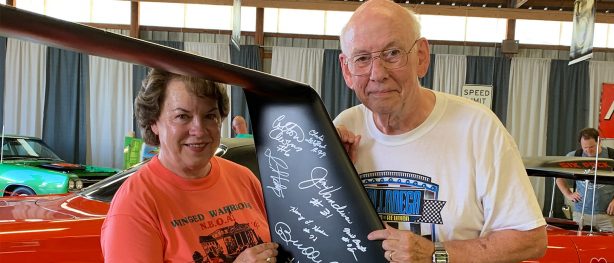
[344,38,423,76]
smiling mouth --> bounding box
[370,90,395,96]
[185,143,206,148]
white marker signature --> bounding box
[275,222,322,263]
[298,167,352,224]
[265,148,289,198]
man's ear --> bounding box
[416,38,431,78]
[339,54,355,90]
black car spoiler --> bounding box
[0,6,384,261]
[523,156,614,185]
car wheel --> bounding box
[9,186,36,196]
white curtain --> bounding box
[3,39,47,137]
[431,54,467,96]
[506,57,551,208]
[88,56,133,169]
[588,61,614,128]
[271,46,324,95]
[184,42,233,138]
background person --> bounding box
[334,0,547,262]
[556,127,614,231]
[232,115,253,138]
[101,69,278,262]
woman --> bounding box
[101,69,278,263]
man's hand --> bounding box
[336,125,361,163]
[368,224,435,262]
[565,192,582,202]
[234,242,279,263]
[608,198,614,215]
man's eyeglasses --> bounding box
[345,38,421,76]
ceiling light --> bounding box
[466,3,471,6]
[405,0,410,3]
[497,4,502,8]
[528,6,532,9]
[436,2,440,5]
[543,7,548,10]
[451,2,455,6]
[482,3,487,7]
[606,10,610,13]
[559,8,563,11]
[420,1,425,4]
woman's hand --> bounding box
[234,242,279,263]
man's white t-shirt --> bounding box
[334,90,545,242]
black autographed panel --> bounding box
[247,91,385,263]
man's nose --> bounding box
[369,57,388,80]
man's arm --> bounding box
[556,178,581,202]
[444,226,547,263]
[369,225,547,263]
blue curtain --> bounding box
[465,56,511,123]
[419,54,436,89]
[132,65,149,138]
[546,60,590,155]
[230,45,262,133]
[543,59,590,218]
[321,49,359,118]
[42,47,88,164]
[0,36,6,127]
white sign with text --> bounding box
[462,85,493,109]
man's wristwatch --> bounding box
[432,242,449,263]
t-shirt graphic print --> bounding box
[361,170,446,237]
[190,218,264,263]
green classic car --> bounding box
[1,135,120,196]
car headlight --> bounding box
[67,179,83,191]
[76,180,83,189]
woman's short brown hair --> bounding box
[134,69,229,146]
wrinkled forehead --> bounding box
[342,4,416,54]
[344,17,413,53]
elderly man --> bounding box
[334,0,547,262]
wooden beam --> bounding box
[130,1,140,38]
[255,7,264,46]
[506,19,515,40]
[131,0,614,23]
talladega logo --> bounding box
[360,170,445,224]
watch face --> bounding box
[433,242,449,263]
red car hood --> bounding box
[0,193,108,223]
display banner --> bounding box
[231,0,241,52]
[461,85,493,109]
[569,0,595,65]
[599,83,614,138]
